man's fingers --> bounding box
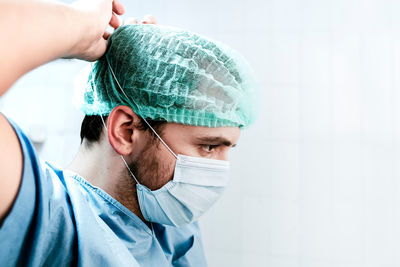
[123,17,139,25]
[109,12,121,29]
[122,15,158,26]
[103,32,111,40]
[141,15,157,24]
[112,0,125,15]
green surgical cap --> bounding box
[77,24,258,128]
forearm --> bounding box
[0,1,90,95]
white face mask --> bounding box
[100,63,231,227]
[135,145,230,227]
[140,116,231,226]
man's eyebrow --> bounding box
[195,136,237,147]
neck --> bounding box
[67,140,146,222]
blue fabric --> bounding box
[0,118,207,267]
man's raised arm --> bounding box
[0,0,124,221]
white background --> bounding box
[1,0,400,266]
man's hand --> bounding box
[66,2,158,62]
[0,0,126,94]
[65,0,125,61]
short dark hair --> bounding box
[80,115,166,144]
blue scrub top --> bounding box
[0,118,207,267]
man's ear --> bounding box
[106,105,141,156]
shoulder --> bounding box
[0,118,77,266]
[2,115,73,220]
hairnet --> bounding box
[77,24,258,128]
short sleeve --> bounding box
[0,117,76,267]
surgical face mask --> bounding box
[133,124,230,227]
[99,62,231,227]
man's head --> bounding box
[77,23,255,185]
[74,23,256,223]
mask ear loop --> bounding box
[105,58,178,159]
[98,115,141,185]
[100,114,156,232]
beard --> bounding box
[127,137,175,191]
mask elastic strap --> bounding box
[99,115,141,185]
[106,59,178,159]
[140,118,178,159]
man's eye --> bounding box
[202,145,218,152]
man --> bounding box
[0,0,257,266]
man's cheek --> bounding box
[160,159,176,186]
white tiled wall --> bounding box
[1,0,400,266]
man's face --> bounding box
[129,123,240,190]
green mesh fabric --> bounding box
[77,24,258,128]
